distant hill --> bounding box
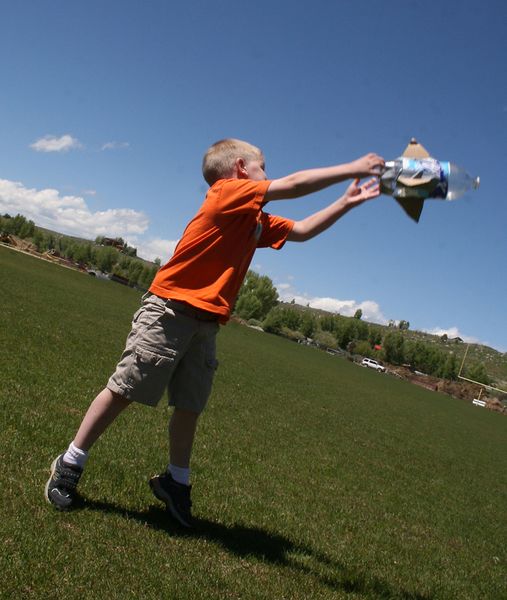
[34,225,159,268]
[4,214,505,390]
[276,302,507,390]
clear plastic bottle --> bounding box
[380,158,479,201]
[443,162,480,201]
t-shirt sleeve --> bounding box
[257,212,295,249]
[216,179,272,215]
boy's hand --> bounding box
[288,177,381,242]
[349,153,385,177]
[343,177,380,207]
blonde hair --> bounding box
[202,138,264,185]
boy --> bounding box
[45,139,384,527]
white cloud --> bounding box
[276,281,388,324]
[130,237,178,263]
[30,134,82,153]
[273,278,502,350]
[101,141,130,151]
[423,326,479,344]
[0,178,148,239]
[0,177,179,263]
[277,283,292,292]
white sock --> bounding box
[168,464,190,486]
[63,441,89,470]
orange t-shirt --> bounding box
[149,178,294,323]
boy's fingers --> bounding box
[361,178,377,191]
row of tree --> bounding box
[1,213,159,290]
[3,215,492,385]
[1,213,36,238]
[233,269,491,384]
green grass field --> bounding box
[1,246,506,599]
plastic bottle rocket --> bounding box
[380,138,480,222]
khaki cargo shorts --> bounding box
[107,294,219,413]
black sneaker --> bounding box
[45,454,83,511]
[149,472,193,528]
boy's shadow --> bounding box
[80,496,432,599]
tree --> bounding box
[467,363,491,386]
[127,260,144,285]
[383,331,405,365]
[355,319,369,341]
[11,214,29,236]
[138,265,156,290]
[440,353,458,380]
[18,219,35,239]
[64,243,76,260]
[262,306,287,335]
[300,311,317,338]
[73,243,92,264]
[33,230,45,252]
[54,236,64,253]
[234,293,262,321]
[235,271,278,321]
[368,326,382,347]
[398,320,410,331]
[355,340,374,358]
[95,246,118,273]
[0,214,14,233]
[320,314,340,334]
[262,305,302,334]
[354,309,362,320]
[405,341,451,378]
[45,233,56,250]
[118,254,132,271]
[124,245,137,257]
[337,319,358,349]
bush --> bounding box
[263,305,302,334]
[280,327,305,342]
[467,363,492,386]
[354,340,374,358]
[246,319,263,328]
[313,330,337,349]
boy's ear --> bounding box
[235,157,249,179]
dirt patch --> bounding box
[388,366,506,414]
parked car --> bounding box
[361,358,386,373]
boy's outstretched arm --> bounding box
[265,153,384,201]
[287,178,379,242]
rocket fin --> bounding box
[396,198,425,223]
[401,138,430,159]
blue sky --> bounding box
[1,0,506,351]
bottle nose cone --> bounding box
[474,176,480,190]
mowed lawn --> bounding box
[1,246,506,600]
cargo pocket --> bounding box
[126,347,178,407]
[134,346,176,368]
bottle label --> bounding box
[400,158,448,199]
[401,157,440,177]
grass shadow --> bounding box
[80,495,433,600]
